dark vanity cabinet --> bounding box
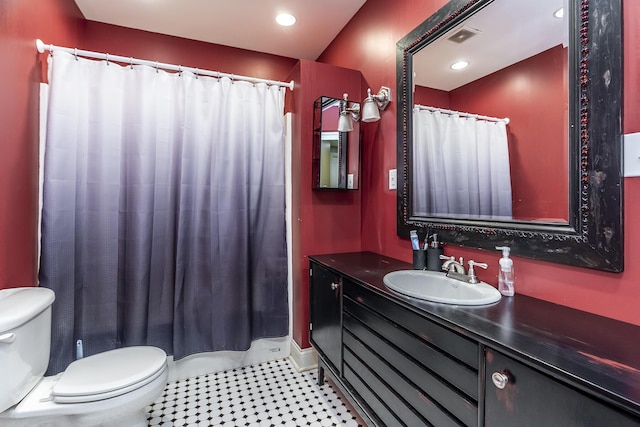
[309,262,343,378]
[308,253,640,427]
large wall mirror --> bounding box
[396,0,623,271]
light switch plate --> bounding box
[347,174,354,189]
[389,169,397,190]
[624,132,640,177]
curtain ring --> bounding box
[130,57,134,69]
[155,61,159,73]
[48,44,53,58]
[195,68,199,79]
[74,48,78,61]
[105,53,109,65]
[231,74,235,84]
[178,65,182,76]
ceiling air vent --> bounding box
[446,26,480,44]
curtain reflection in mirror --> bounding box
[413,105,513,219]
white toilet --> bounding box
[0,287,168,427]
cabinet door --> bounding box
[309,262,342,373]
[485,348,640,427]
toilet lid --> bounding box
[52,346,167,403]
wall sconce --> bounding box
[361,86,391,123]
[337,93,360,132]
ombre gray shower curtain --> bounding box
[413,106,513,220]
[39,51,289,374]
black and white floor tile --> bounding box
[146,358,364,426]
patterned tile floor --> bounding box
[146,358,364,426]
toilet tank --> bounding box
[0,287,55,413]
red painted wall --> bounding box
[323,105,340,131]
[287,60,363,348]
[2,0,638,351]
[450,46,568,221]
[319,0,640,326]
[82,22,297,85]
[0,0,85,288]
[0,0,362,351]
[414,85,450,109]
[413,46,568,221]
[0,2,297,291]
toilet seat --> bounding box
[52,346,167,403]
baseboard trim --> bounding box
[288,339,317,372]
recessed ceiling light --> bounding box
[450,60,469,70]
[554,7,564,19]
[276,13,296,27]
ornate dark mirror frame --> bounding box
[396,0,623,272]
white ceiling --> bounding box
[413,0,566,91]
[73,0,367,60]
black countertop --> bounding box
[309,251,640,415]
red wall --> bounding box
[414,85,450,109]
[82,22,297,85]
[0,1,297,291]
[319,0,640,326]
[2,0,638,351]
[450,46,568,221]
[287,60,363,348]
[0,0,84,288]
[413,46,568,221]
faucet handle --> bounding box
[467,260,488,284]
[439,254,453,261]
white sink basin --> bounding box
[383,270,501,306]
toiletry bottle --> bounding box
[496,246,514,296]
[427,234,444,271]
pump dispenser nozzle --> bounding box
[496,246,510,257]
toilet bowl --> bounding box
[0,287,169,427]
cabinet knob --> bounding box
[491,371,509,389]
[331,282,340,290]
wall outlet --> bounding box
[624,132,640,177]
[389,169,397,190]
[347,174,354,189]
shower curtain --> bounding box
[413,107,513,219]
[39,51,289,374]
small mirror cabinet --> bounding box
[312,96,360,190]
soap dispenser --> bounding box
[496,246,515,296]
[426,234,444,271]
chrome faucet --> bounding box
[440,255,488,284]
[440,255,465,274]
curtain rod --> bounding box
[36,39,295,91]
[415,104,509,124]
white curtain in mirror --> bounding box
[413,107,513,219]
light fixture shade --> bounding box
[361,98,381,122]
[338,112,353,132]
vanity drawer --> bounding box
[344,295,478,400]
[344,313,477,427]
[344,280,479,369]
